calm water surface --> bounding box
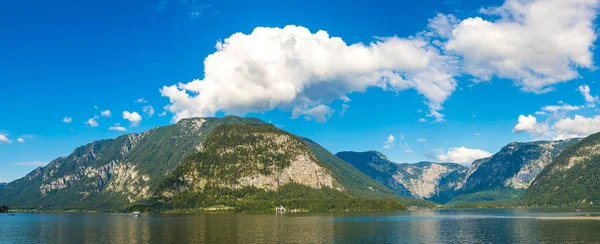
[1,208,600,243]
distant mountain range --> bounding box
[521,132,600,207]
[337,138,579,205]
[0,115,597,210]
[336,151,467,203]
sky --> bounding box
[1,0,600,182]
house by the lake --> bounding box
[275,205,286,213]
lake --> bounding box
[1,208,600,243]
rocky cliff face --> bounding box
[0,116,267,209]
[159,124,342,199]
[521,133,600,206]
[0,116,399,211]
[461,139,577,194]
[337,139,578,204]
[336,151,467,203]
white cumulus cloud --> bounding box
[63,117,72,123]
[552,115,600,139]
[85,118,99,127]
[436,147,493,165]
[100,110,112,117]
[0,134,12,144]
[512,114,549,137]
[383,134,396,149]
[17,138,24,143]
[161,25,457,123]
[123,111,142,127]
[445,0,598,93]
[135,98,147,103]
[108,123,127,132]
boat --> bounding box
[132,212,141,217]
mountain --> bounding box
[449,139,578,205]
[336,151,467,203]
[0,116,266,210]
[521,132,600,207]
[0,116,403,212]
[153,124,404,212]
[337,139,578,205]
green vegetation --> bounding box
[445,188,525,206]
[153,124,407,212]
[0,116,268,210]
[153,183,405,213]
[461,140,576,194]
[160,123,313,187]
[305,144,401,200]
[520,132,600,207]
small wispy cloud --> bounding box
[101,110,112,117]
[109,123,127,132]
[0,134,12,144]
[15,161,47,167]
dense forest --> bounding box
[520,132,600,207]
[149,123,407,212]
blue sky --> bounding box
[1,0,599,182]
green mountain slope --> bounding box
[153,124,405,212]
[335,151,467,203]
[521,132,600,207]
[0,116,405,212]
[0,116,265,210]
[448,139,578,204]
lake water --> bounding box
[1,208,600,243]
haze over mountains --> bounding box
[0,116,598,211]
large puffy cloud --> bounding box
[122,111,142,127]
[512,114,549,137]
[512,114,600,140]
[436,147,493,165]
[552,115,600,139]
[445,0,598,93]
[161,25,457,122]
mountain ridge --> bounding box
[0,116,404,212]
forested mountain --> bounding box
[448,139,578,204]
[521,132,600,207]
[338,139,578,205]
[154,124,404,212]
[0,116,404,212]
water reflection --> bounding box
[2,209,600,243]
